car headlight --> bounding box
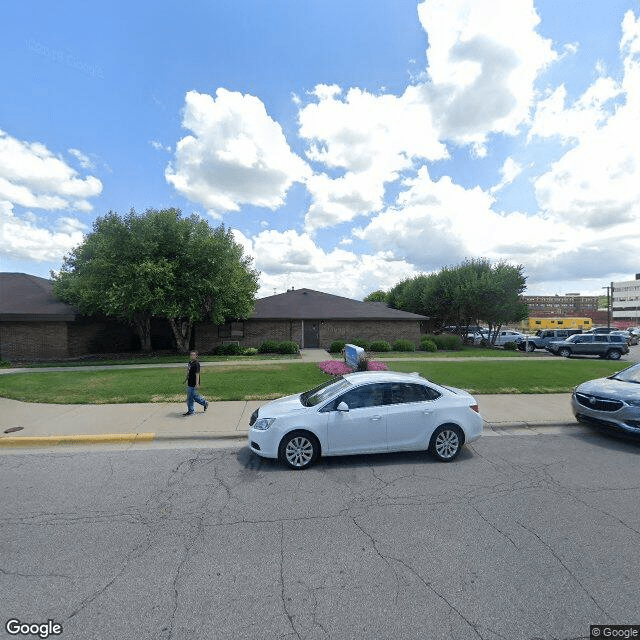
[253,417,276,431]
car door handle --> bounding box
[423,410,433,414]
[370,415,382,421]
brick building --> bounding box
[1,276,427,360]
[195,288,428,351]
[522,293,600,316]
[0,273,137,362]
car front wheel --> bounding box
[278,431,319,470]
[525,342,536,352]
[607,350,622,360]
[429,424,463,462]
[559,347,571,358]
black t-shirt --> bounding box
[187,360,200,387]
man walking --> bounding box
[184,350,209,416]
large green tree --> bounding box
[53,208,260,353]
[363,290,388,303]
[387,258,528,340]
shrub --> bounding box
[258,340,280,354]
[503,341,518,351]
[392,339,415,352]
[242,347,258,356]
[369,340,392,352]
[328,340,346,354]
[350,338,370,351]
[424,334,463,351]
[215,343,243,355]
[278,341,300,354]
[0,359,11,368]
[420,339,437,352]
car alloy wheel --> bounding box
[429,425,463,462]
[559,348,571,358]
[279,431,319,470]
[608,350,622,360]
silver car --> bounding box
[572,362,640,435]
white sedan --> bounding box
[491,330,527,346]
[248,371,483,469]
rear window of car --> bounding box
[387,382,440,404]
[609,335,624,343]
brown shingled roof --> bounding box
[0,273,78,321]
[251,288,428,320]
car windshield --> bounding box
[610,364,640,384]
[301,377,352,406]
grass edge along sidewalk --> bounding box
[0,359,628,404]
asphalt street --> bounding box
[2,426,640,640]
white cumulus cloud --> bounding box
[417,0,557,146]
[166,89,310,216]
[0,201,86,262]
[0,130,102,212]
[533,14,640,229]
[232,227,418,299]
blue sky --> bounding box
[2,0,640,299]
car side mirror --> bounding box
[337,401,349,412]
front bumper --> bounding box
[571,392,640,435]
[248,426,279,459]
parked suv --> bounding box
[546,333,629,359]
[516,329,582,352]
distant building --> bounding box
[522,293,600,316]
[612,275,640,326]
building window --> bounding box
[218,321,244,338]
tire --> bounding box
[607,350,622,360]
[559,348,571,358]
[429,424,463,462]
[525,342,536,352]
[278,431,319,470]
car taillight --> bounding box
[470,404,479,413]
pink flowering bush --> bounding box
[319,360,352,375]
[318,359,387,375]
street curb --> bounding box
[0,433,156,446]
[0,423,580,447]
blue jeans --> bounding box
[186,386,207,413]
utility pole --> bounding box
[602,285,611,328]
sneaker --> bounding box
[204,401,209,412]
[183,411,195,416]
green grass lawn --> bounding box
[4,345,535,369]
[0,359,629,404]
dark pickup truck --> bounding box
[546,333,629,359]
[517,329,581,352]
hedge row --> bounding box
[329,339,415,353]
[214,340,300,356]
[329,336,466,353]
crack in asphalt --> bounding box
[516,521,610,620]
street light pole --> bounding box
[602,285,611,328]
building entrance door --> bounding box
[303,321,320,348]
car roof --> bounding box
[342,371,426,386]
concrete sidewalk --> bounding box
[0,393,577,447]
